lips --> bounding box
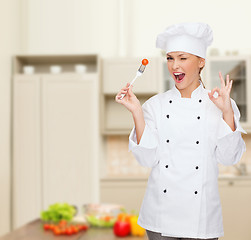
[173,72,185,82]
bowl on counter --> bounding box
[83,203,124,227]
[23,65,35,74]
[74,64,87,73]
[50,65,62,74]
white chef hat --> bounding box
[156,22,213,59]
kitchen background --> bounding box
[1,0,251,239]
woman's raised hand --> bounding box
[208,72,234,114]
[115,83,142,113]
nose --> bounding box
[172,60,179,70]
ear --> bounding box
[199,58,205,68]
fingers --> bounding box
[115,89,127,100]
[219,72,233,92]
[219,71,225,88]
[225,74,234,92]
[127,84,133,95]
[115,93,122,102]
[226,74,230,87]
[120,83,130,91]
[227,78,233,93]
[228,79,233,93]
[115,83,133,102]
[115,88,127,102]
[209,87,220,97]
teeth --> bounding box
[174,73,184,76]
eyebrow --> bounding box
[167,53,187,57]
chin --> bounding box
[174,79,186,89]
[175,84,186,90]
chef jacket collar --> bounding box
[171,80,203,99]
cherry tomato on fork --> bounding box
[142,59,149,65]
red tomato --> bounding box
[142,59,149,66]
[60,227,67,235]
[43,224,50,230]
[58,220,67,227]
[53,227,61,235]
[71,225,78,234]
[66,227,73,235]
[113,220,131,237]
[79,224,88,231]
[49,224,56,230]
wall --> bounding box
[0,0,21,235]
[22,0,119,56]
[130,0,251,57]
[23,0,251,57]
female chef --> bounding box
[115,22,246,240]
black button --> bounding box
[163,189,167,193]
[197,116,200,120]
[166,139,169,143]
[196,141,199,144]
[195,191,198,194]
[195,166,199,169]
[166,115,169,119]
[169,100,172,103]
[199,99,202,103]
[165,165,168,168]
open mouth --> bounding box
[173,72,185,82]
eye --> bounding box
[181,58,187,60]
[167,57,173,61]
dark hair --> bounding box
[197,56,205,88]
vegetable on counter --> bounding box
[43,220,88,235]
[40,203,76,222]
[83,203,123,228]
[85,215,116,227]
[113,212,145,237]
[113,213,131,237]
[130,215,145,237]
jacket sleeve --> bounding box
[215,99,247,166]
[128,97,159,168]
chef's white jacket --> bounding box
[128,83,246,239]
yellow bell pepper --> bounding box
[129,215,145,237]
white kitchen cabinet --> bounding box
[205,56,251,132]
[100,178,148,212]
[102,57,161,94]
[41,73,99,210]
[218,177,251,240]
[101,57,162,135]
[12,74,42,230]
[101,95,151,135]
[12,55,100,229]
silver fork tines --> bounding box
[138,64,146,74]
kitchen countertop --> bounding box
[0,219,148,240]
[218,174,251,180]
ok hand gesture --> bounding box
[208,72,234,114]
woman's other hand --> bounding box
[115,83,142,114]
[208,72,233,114]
